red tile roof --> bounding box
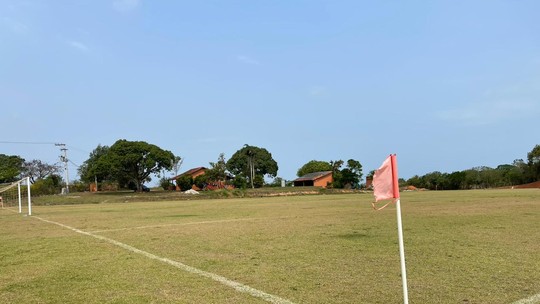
[294,171,332,182]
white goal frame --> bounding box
[0,177,32,215]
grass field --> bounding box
[1,189,539,303]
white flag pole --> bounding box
[390,154,409,303]
[374,154,409,303]
[395,198,409,304]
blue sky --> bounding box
[1,0,539,185]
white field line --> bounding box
[89,217,267,233]
[33,215,295,304]
[512,293,540,304]
[2,206,29,215]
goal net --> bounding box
[0,177,32,215]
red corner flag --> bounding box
[372,154,409,304]
[372,154,400,209]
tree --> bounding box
[527,144,540,181]
[226,144,278,188]
[425,171,445,190]
[205,153,229,183]
[97,140,176,192]
[171,156,183,177]
[508,159,528,185]
[329,160,345,188]
[78,144,111,183]
[31,174,62,195]
[329,159,363,189]
[447,171,466,190]
[296,160,332,177]
[406,175,425,188]
[21,159,61,183]
[339,159,363,189]
[0,154,25,183]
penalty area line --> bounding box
[33,215,295,304]
[512,293,540,304]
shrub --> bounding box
[31,174,62,196]
[159,177,175,190]
[253,175,264,188]
[71,180,89,192]
[176,175,193,191]
[232,175,247,189]
[193,174,209,190]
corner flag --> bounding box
[372,154,409,304]
[373,154,400,202]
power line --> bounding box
[66,145,90,155]
[0,141,59,145]
[69,160,81,168]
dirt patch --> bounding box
[512,181,540,189]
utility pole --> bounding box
[247,148,254,189]
[55,143,69,194]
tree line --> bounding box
[0,155,63,195]
[1,140,363,193]
[2,140,538,193]
[402,144,540,190]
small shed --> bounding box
[170,167,207,190]
[171,167,207,181]
[293,171,333,188]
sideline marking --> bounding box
[33,215,295,304]
[512,293,540,304]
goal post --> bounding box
[0,177,32,215]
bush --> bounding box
[71,180,89,192]
[232,189,246,197]
[176,175,193,191]
[193,174,209,190]
[253,175,264,188]
[159,177,175,190]
[232,175,247,189]
[101,182,119,191]
[31,174,62,196]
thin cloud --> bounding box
[112,0,141,13]
[237,55,261,66]
[309,86,327,96]
[68,41,90,52]
[437,100,539,126]
[2,17,28,34]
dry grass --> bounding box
[1,189,539,303]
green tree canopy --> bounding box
[94,140,176,192]
[527,144,540,181]
[226,144,278,188]
[78,144,111,183]
[205,153,229,182]
[340,159,363,188]
[0,154,25,183]
[296,160,332,177]
[297,159,363,189]
[330,159,363,189]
